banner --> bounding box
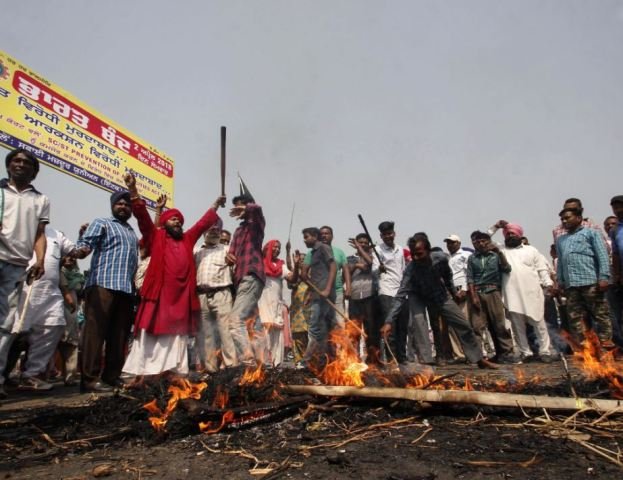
[0,51,174,208]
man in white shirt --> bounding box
[0,149,49,399]
[371,221,410,364]
[443,234,470,363]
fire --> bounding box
[199,411,235,434]
[317,320,368,387]
[142,378,207,431]
[573,330,623,399]
[239,363,266,385]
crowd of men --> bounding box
[1,147,622,399]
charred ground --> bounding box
[1,360,622,479]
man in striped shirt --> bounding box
[555,207,613,350]
[74,190,138,392]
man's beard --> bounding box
[505,237,522,248]
[166,225,184,239]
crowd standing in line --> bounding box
[1,147,622,399]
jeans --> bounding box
[228,275,264,365]
[303,298,335,367]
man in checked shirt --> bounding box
[194,220,237,373]
[555,207,614,351]
[226,194,265,365]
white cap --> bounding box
[443,234,461,243]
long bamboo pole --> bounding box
[282,385,623,414]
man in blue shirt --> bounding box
[555,207,613,350]
[609,195,623,345]
[74,190,138,392]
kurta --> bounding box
[15,226,75,332]
[500,245,552,321]
[258,264,289,366]
[135,240,195,334]
[258,265,288,327]
[132,200,219,336]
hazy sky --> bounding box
[2,0,623,258]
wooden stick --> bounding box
[560,354,578,398]
[12,278,35,333]
[287,202,295,244]
[220,126,226,196]
[281,385,623,413]
[304,280,349,324]
[357,214,384,268]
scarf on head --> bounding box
[160,208,184,226]
[263,239,284,278]
[110,190,131,207]
[503,223,524,238]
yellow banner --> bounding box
[0,51,174,208]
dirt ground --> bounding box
[1,360,622,480]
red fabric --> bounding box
[263,239,284,278]
[160,208,184,226]
[228,203,265,285]
[132,199,219,335]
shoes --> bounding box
[64,374,77,386]
[447,357,467,365]
[497,355,522,365]
[0,384,7,400]
[477,358,499,370]
[294,361,307,371]
[103,378,126,389]
[601,341,617,351]
[18,376,53,391]
[538,354,556,364]
[521,355,538,363]
[80,381,114,393]
[434,358,447,366]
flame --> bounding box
[239,363,266,385]
[142,378,207,431]
[199,411,236,434]
[317,320,368,387]
[572,330,623,399]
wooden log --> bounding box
[282,385,623,413]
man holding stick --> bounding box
[299,227,337,370]
[371,221,409,364]
[0,148,49,399]
[381,235,497,370]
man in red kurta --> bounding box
[122,173,225,377]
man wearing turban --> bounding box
[74,187,138,392]
[121,173,224,379]
[490,220,556,362]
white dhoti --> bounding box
[123,329,189,376]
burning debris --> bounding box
[133,326,622,440]
[3,326,623,477]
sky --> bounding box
[2,0,623,259]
